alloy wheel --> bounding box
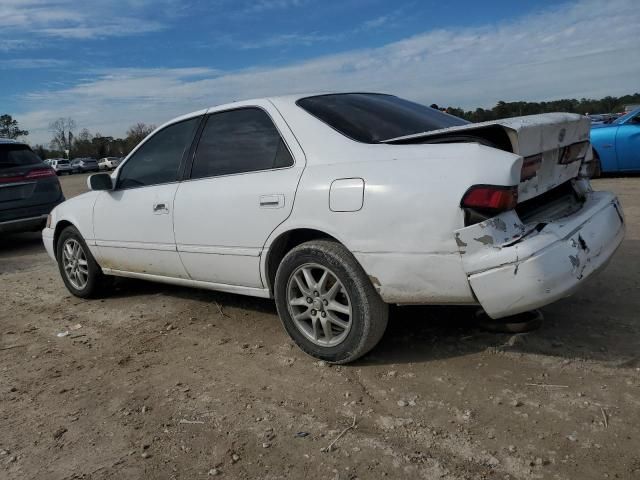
[286,263,352,347]
[61,238,89,290]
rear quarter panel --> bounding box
[263,101,523,302]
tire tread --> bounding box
[274,239,388,364]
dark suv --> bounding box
[0,139,65,234]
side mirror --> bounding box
[88,173,113,191]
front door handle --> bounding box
[259,194,285,209]
[153,202,169,214]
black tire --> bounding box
[274,240,388,364]
[56,225,109,298]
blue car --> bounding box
[590,107,640,175]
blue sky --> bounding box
[2,0,639,145]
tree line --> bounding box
[40,119,156,159]
[2,92,639,157]
[0,114,155,160]
[444,92,640,123]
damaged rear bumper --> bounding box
[455,191,625,319]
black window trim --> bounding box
[114,114,206,191]
[183,105,296,183]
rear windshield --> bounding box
[297,93,469,143]
[0,144,41,168]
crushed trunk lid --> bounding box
[383,112,592,202]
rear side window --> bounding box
[297,93,469,143]
[190,108,293,180]
[0,144,41,168]
[117,117,199,189]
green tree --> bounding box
[0,114,29,139]
[126,122,156,151]
[72,128,95,157]
[448,92,640,122]
[92,134,115,158]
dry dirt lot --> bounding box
[1,173,639,480]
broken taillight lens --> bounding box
[461,185,518,212]
[559,141,589,165]
[521,154,542,181]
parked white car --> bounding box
[42,93,625,363]
[50,158,72,175]
[98,157,121,170]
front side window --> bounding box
[117,117,199,189]
[190,108,293,180]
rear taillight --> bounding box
[521,154,542,181]
[461,185,518,212]
[25,168,56,179]
[559,141,589,165]
[0,167,56,184]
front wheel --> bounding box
[56,226,109,298]
[274,240,388,364]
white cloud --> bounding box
[1,58,70,69]
[16,0,640,145]
[239,32,342,49]
[0,0,172,39]
[242,0,306,14]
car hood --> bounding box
[590,123,614,130]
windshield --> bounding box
[614,108,640,125]
[0,144,41,168]
[297,93,469,143]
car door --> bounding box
[173,102,306,288]
[615,111,640,170]
[92,116,201,278]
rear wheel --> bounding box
[56,226,109,298]
[274,240,388,364]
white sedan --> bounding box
[42,93,625,363]
[98,157,122,170]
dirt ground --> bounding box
[1,173,639,480]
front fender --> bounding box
[49,191,101,247]
[590,127,618,172]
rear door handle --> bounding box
[259,194,285,209]
[153,202,169,214]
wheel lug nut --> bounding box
[321,312,326,318]
[314,291,319,297]
[306,297,312,304]
[323,299,328,306]
[311,309,316,315]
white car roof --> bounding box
[156,91,384,130]
[202,91,381,112]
